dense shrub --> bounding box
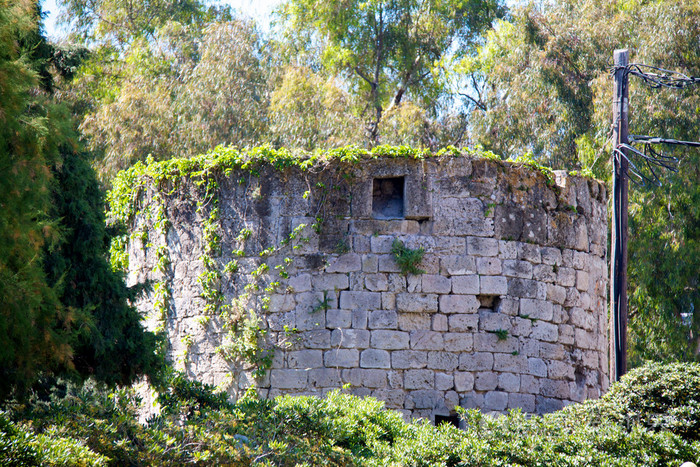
[6,363,700,466]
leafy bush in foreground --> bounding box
[5,363,700,466]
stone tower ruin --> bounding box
[117,150,609,421]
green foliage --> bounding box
[282,0,505,145]
[7,363,700,466]
[0,0,162,399]
[391,239,426,276]
[0,410,107,467]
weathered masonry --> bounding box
[119,150,609,421]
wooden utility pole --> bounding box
[611,49,629,381]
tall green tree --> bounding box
[0,0,71,397]
[0,0,162,398]
[281,0,504,145]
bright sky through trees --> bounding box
[40,0,283,38]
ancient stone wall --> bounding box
[124,153,609,421]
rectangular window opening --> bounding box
[372,177,405,219]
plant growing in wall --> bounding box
[391,239,425,275]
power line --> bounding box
[612,63,700,89]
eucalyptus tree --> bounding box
[280,0,504,146]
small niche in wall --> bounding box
[434,414,460,428]
[372,177,404,219]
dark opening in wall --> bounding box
[477,295,502,312]
[434,413,460,428]
[372,177,404,219]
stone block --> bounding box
[443,332,473,352]
[570,307,596,331]
[313,274,350,291]
[308,368,342,388]
[459,352,494,371]
[507,278,539,298]
[397,293,439,313]
[531,322,558,342]
[536,396,565,414]
[351,309,368,329]
[540,247,562,266]
[410,330,444,351]
[575,329,596,349]
[377,254,402,273]
[557,267,576,287]
[398,312,431,331]
[493,353,527,373]
[452,275,480,294]
[435,372,454,391]
[548,360,574,380]
[479,310,512,332]
[474,372,498,391]
[508,393,536,412]
[269,293,296,312]
[540,379,571,399]
[480,276,508,295]
[547,284,567,305]
[331,329,370,348]
[520,298,553,321]
[303,330,331,349]
[371,330,410,350]
[528,357,548,377]
[576,270,590,292]
[559,324,575,345]
[325,253,361,273]
[362,254,378,273]
[368,309,398,329]
[297,308,326,331]
[448,314,479,332]
[422,274,452,294]
[391,350,428,369]
[502,260,533,279]
[342,369,383,388]
[365,273,389,292]
[340,291,381,310]
[473,333,518,353]
[484,391,509,411]
[427,351,459,371]
[521,375,541,394]
[270,369,308,389]
[498,373,521,392]
[533,264,556,283]
[467,237,499,257]
[439,294,480,314]
[371,236,394,254]
[360,349,391,369]
[287,350,323,369]
[499,240,518,259]
[432,314,448,331]
[454,372,475,392]
[496,298,519,316]
[409,390,443,409]
[511,317,532,337]
[326,309,351,329]
[407,275,421,293]
[324,349,359,368]
[382,292,396,309]
[440,255,476,275]
[404,370,434,390]
[517,242,542,263]
[476,257,502,275]
[354,236,371,254]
